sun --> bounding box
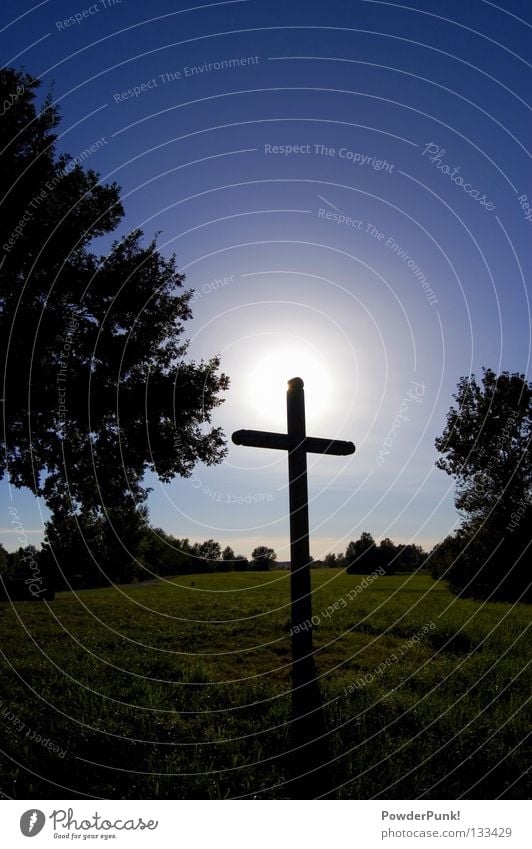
[245,345,333,428]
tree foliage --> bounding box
[41,502,148,588]
[343,532,426,574]
[344,532,378,573]
[220,545,249,571]
[434,369,531,601]
[0,543,9,575]
[323,552,338,568]
[0,67,229,526]
[250,545,277,571]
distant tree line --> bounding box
[0,516,284,594]
[0,521,428,598]
[317,532,427,574]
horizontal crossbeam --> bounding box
[232,430,290,451]
[305,436,356,456]
[232,429,355,456]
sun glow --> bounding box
[246,346,333,428]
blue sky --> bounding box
[1,0,531,557]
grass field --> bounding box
[0,570,530,799]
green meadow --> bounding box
[0,571,529,799]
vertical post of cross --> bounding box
[287,377,314,690]
[231,378,355,795]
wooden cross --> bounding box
[232,377,355,691]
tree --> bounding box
[0,543,10,576]
[250,546,277,571]
[377,537,398,574]
[435,368,531,601]
[41,501,148,588]
[345,532,378,574]
[40,511,99,589]
[189,539,222,573]
[198,539,221,562]
[428,533,466,581]
[323,552,338,568]
[233,555,250,572]
[164,537,195,575]
[137,527,170,578]
[215,545,236,572]
[137,530,194,578]
[395,543,425,572]
[100,502,149,584]
[0,68,228,532]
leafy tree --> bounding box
[435,369,531,519]
[100,502,149,584]
[233,554,250,572]
[165,537,195,575]
[0,543,8,575]
[215,545,237,572]
[198,539,221,562]
[137,527,170,578]
[0,68,228,539]
[221,546,249,569]
[40,511,99,589]
[323,552,338,568]
[435,368,531,600]
[428,533,466,581]
[377,537,397,574]
[250,545,277,571]
[344,540,358,572]
[137,529,193,578]
[189,539,221,573]
[345,532,378,574]
[41,501,148,588]
[395,543,425,572]
[7,544,40,571]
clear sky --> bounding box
[1,0,531,557]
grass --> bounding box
[0,570,529,799]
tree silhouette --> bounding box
[435,368,531,600]
[345,532,378,573]
[0,544,9,575]
[250,545,277,570]
[323,552,338,568]
[0,68,228,550]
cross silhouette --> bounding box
[232,377,355,689]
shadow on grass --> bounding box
[283,654,334,799]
